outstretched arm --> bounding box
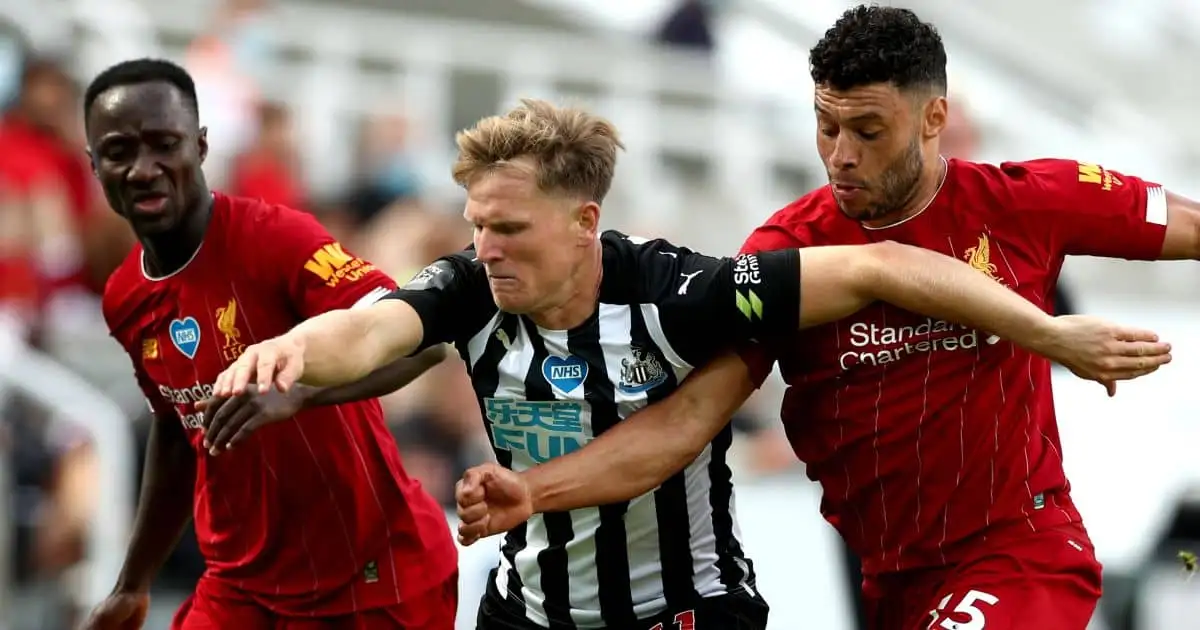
[1160,191,1200,259]
[215,248,476,398]
[110,373,195,596]
[295,298,427,388]
[798,241,1170,384]
[302,343,448,406]
[201,343,448,453]
[798,241,1051,342]
[213,295,432,397]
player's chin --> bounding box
[490,289,534,314]
[835,200,876,221]
[125,207,179,234]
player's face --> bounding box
[465,164,600,315]
[86,82,208,235]
[814,82,928,223]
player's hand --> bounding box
[81,591,150,630]
[212,335,306,398]
[196,385,310,455]
[1041,315,1172,396]
[455,463,534,546]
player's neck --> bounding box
[529,243,603,331]
[861,155,949,229]
[140,193,214,277]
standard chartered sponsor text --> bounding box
[157,382,215,429]
[840,318,979,370]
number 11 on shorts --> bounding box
[650,610,695,630]
[927,590,999,630]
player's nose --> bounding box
[474,236,504,264]
[126,150,164,183]
[829,135,861,171]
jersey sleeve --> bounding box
[635,238,801,368]
[113,340,178,421]
[261,206,397,319]
[733,224,806,385]
[135,366,177,420]
[738,223,805,255]
[1002,158,1168,259]
[380,248,480,353]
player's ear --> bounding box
[576,201,600,244]
[923,96,948,140]
[197,126,209,164]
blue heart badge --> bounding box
[169,316,201,359]
[542,355,588,394]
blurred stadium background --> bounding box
[0,0,1198,628]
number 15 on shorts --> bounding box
[927,590,999,630]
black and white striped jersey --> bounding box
[385,231,801,628]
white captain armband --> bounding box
[351,286,393,310]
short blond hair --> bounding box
[452,98,625,203]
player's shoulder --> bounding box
[766,187,838,224]
[747,187,844,249]
[220,191,321,236]
[948,157,1091,209]
[599,230,718,303]
[950,156,1073,183]
[400,244,483,292]
[600,229,695,256]
[213,192,343,277]
[599,230,702,274]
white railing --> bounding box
[0,322,135,611]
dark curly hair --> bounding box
[810,5,947,94]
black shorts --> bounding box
[476,570,769,630]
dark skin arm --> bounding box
[115,411,195,593]
[82,410,192,628]
[199,344,448,453]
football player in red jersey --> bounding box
[451,6,1200,630]
[80,59,457,630]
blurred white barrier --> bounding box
[0,323,135,611]
[1055,298,1200,573]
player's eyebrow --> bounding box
[814,105,885,125]
[846,112,884,124]
[97,127,183,143]
[95,132,133,146]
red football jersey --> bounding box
[740,158,1168,575]
[103,193,456,614]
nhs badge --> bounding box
[542,355,587,394]
[169,317,201,359]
